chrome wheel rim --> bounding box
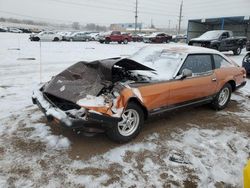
[218,88,230,106]
[237,47,241,54]
[118,109,139,136]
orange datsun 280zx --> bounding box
[32,44,246,142]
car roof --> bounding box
[143,44,221,55]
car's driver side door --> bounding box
[168,54,218,106]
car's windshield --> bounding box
[198,31,222,40]
[129,46,184,81]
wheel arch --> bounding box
[127,97,149,120]
[227,80,236,92]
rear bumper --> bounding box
[243,63,250,74]
[32,89,120,132]
[236,81,247,90]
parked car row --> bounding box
[28,29,176,44]
[27,29,250,49]
[0,26,40,33]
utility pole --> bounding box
[168,20,171,32]
[178,0,183,34]
[135,0,138,33]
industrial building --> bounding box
[187,16,250,41]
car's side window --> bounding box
[221,32,229,39]
[179,54,212,76]
[213,54,233,68]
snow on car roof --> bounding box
[138,44,220,55]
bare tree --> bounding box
[72,22,80,30]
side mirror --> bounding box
[181,69,192,79]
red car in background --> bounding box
[131,34,144,42]
[98,31,132,44]
[143,32,172,43]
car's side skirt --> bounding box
[149,96,215,116]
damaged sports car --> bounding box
[32,45,246,142]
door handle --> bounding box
[212,78,217,82]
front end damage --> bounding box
[32,58,154,133]
[32,88,121,133]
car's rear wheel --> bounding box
[106,102,144,143]
[233,47,242,55]
[211,83,232,110]
[123,39,128,44]
[53,37,59,41]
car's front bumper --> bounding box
[32,90,120,133]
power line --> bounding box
[45,0,179,17]
[0,10,109,25]
[48,0,134,13]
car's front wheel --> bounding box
[107,102,144,143]
[233,47,242,55]
[105,38,110,44]
[211,83,232,110]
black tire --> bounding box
[106,102,144,143]
[53,37,59,41]
[123,39,128,44]
[34,37,40,41]
[118,41,122,44]
[233,47,242,55]
[99,41,104,44]
[105,38,110,44]
[211,83,232,110]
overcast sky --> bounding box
[0,0,249,28]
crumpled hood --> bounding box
[43,57,154,103]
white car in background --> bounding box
[88,32,100,41]
[8,28,23,33]
[29,31,62,41]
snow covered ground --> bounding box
[0,33,249,187]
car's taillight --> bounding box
[242,68,247,78]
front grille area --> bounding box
[43,93,81,111]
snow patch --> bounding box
[77,95,106,107]
[59,85,65,92]
[132,88,143,102]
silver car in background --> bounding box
[64,32,92,42]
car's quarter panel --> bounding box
[212,54,246,91]
[214,67,245,92]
